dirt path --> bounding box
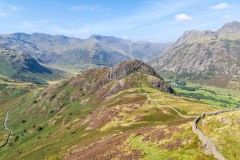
[144,92,196,119]
[0,110,12,148]
[135,76,239,160]
[135,76,196,119]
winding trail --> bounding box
[135,76,196,119]
[0,110,12,148]
[144,92,196,119]
[135,76,239,160]
[0,98,25,149]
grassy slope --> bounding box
[199,111,240,160]
[0,72,217,159]
[128,124,214,160]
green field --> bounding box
[172,81,240,109]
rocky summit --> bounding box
[106,60,174,93]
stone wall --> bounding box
[192,109,239,160]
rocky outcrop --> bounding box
[192,109,240,160]
[148,76,174,93]
[104,60,173,93]
[106,60,161,80]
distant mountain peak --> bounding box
[175,21,240,45]
[216,21,240,39]
[176,29,215,44]
[89,34,126,42]
[89,34,103,40]
[220,21,240,29]
[151,21,240,82]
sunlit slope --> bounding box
[0,60,217,160]
[199,110,240,160]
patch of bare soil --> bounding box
[142,125,181,143]
[162,138,183,150]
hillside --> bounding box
[0,60,219,160]
[0,33,169,71]
[151,21,240,83]
[198,110,240,160]
[0,49,64,84]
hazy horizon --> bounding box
[0,0,239,42]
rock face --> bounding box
[151,21,240,80]
[0,33,170,70]
[105,60,173,93]
[107,60,161,79]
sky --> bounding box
[0,0,240,42]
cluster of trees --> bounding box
[11,73,46,85]
[179,92,232,106]
[178,86,196,91]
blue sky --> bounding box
[0,0,239,42]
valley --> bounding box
[0,59,238,159]
[0,13,240,159]
[0,33,169,71]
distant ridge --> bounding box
[151,21,240,82]
[0,33,170,71]
[0,49,53,84]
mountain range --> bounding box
[151,21,240,82]
[1,21,240,86]
[0,33,170,71]
[1,21,240,160]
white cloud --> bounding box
[210,3,229,10]
[175,14,192,21]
